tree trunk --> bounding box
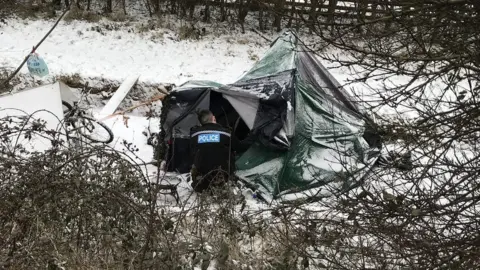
[87,0,91,10]
[327,0,337,31]
[238,0,249,34]
[259,8,263,30]
[273,0,285,32]
[170,0,177,14]
[204,0,210,22]
[371,1,378,18]
[400,0,410,19]
[383,0,392,30]
[180,3,186,17]
[144,0,153,16]
[287,0,295,28]
[357,0,367,24]
[220,0,226,21]
[106,0,112,13]
[308,0,319,32]
[188,3,194,20]
[154,0,161,13]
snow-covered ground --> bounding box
[2,14,475,270]
[0,17,279,208]
[0,16,388,206]
[0,18,270,85]
[0,16,269,155]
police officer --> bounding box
[189,109,249,193]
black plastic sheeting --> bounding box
[230,69,295,150]
[160,87,258,173]
[251,95,289,150]
[158,88,210,173]
[162,89,210,141]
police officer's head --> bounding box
[197,109,216,125]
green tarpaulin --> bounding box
[158,30,381,202]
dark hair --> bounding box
[197,109,213,125]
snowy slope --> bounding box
[0,17,271,166]
[0,18,269,86]
[0,17,382,189]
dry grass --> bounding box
[135,17,174,33]
[64,7,101,23]
[237,38,250,45]
[178,25,201,40]
[0,69,9,94]
[0,1,53,19]
[248,49,259,61]
[0,119,298,269]
[0,68,23,94]
[57,73,83,88]
[150,31,166,42]
[106,12,129,22]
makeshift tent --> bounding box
[156,30,382,202]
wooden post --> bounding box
[98,75,139,119]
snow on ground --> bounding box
[0,17,282,207]
[103,113,159,162]
[2,14,472,269]
[0,16,273,160]
[0,18,269,86]
[0,16,399,208]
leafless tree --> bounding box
[281,0,480,268]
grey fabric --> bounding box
[229,70,295,150]
[222,94,259,130]
[177,80,225,90]
[273,128,290,147]
[283,103,295,138]
[58,81,79,104]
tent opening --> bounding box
[164,89,254,173]
[209,91,251,153]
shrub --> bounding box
[178,25,200,40]
[107,12,129,22]
[64,7,101,23]
[0,114,155,268]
